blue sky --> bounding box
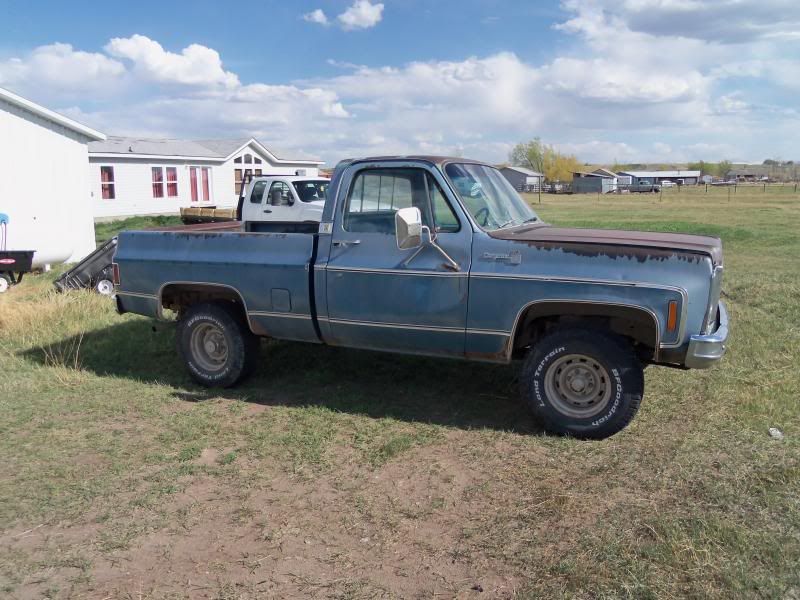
[1,0,798,165]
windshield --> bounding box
[444,163,539,230]
[292,180,329,203]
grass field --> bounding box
[0,187,798,598]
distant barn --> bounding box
[500,166,544,192]
[618,170,701,186]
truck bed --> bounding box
[114,229,320,344]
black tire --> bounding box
[176,302,260,388]
[520,328,644,439]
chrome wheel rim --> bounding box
[190,323,229,372]
[96,279,114,296]
[544,354,612,418]
[0,278,8,293]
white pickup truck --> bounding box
[238,176,330,230]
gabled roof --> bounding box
[574,171,613,178]
[592,168,618,177]
[501,165,544,177]
[0,86,105,141]
[89,136,323,165]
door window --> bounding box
[343,168,459,234]
[268,181,292,205]
[250,180,268,203]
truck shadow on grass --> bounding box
[19,319,540,434]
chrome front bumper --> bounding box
[685,301,729,369]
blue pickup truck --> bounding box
[113,156,728,439]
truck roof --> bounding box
[250,175,330,182]
[339,155,489,168]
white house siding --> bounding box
[90,158,220,219]
[0,96,97,266]
[90,143,320,219]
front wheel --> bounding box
[0,274,10,294]
[520,328,644,439]
[176,302,260,388]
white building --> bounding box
[0,86,104,267]
[499,166,544,192]
[88,137,324,219]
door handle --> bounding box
[263,209,272,213]
[332,240,361,247]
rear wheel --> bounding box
[176,302,260,387]
[0,274,10,294]
[520,328,644,439]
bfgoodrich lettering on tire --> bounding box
[520,328,644,439]
[176,302,260,388]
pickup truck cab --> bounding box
[113,156,728,439]
[630,180,661,193]
[238,176,329,231]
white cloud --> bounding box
[0,43,124,99]
[3,0,799,168]
[303,1,384,31]
[337,0,384,30]
[105,35,239,88]
[303,9,329,26]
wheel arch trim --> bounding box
[507,299,662,362]
[157,281,256,333]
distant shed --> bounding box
[572,171,616,194]
[500,166,544,192]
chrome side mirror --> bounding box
[395,207,423,250]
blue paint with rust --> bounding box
[114,157,728,368]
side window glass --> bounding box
[343,169,425,233]
[268,181,292,205]
[426,174,460,233]
[250,180,267,203]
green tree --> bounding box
[717,160,732,178]
[510,138,582,181]
[688,160,707,174]
[509,139,545,174]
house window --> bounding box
[151,167,164,198]
[189,167,212,202]
[254,157,262,164]
[235,169,243,195]
[234,156,242,164]
[244,154,253,164]
[152,167,179,198]
[166,167,178,197]
[100,166,115,199]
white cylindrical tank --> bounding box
[1,196,75,267]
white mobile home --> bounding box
[0,86,104,267]
[88,137,323,219]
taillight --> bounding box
[112,263,120,285]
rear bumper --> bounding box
[684,301,729,369]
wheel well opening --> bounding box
[511,302,659,362]
[160,283,246,320]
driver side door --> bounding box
[324,164,472,357]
